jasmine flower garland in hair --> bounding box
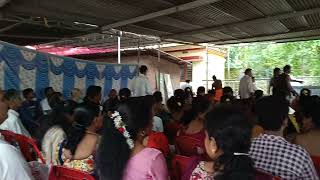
[111,111,134,149]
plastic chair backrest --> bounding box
[0,130,45,163]
[311,156,320,176]
[147,132,170,157]
[49,166,95,180]
[0,130,17,144]
[171,155,192,180]
[255,170,281,180]
[17,133,45,163]
[175,136,203,157]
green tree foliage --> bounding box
[226,40,320,79]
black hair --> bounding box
[181,96,211,126]
[244,68,252,75]
[96,96,154,180]
[85,86,102,100]
[153,91,163,103]
[223,86,234,96]
[301,96,320,128]
[184,88,193,99]
[22,88,34,98]
[48,92,64,109]
[208,89,215,95]
[48,99,76,135]
[64,100,77,116]
[283,65,291,73]
[184,87,192,93]
[197,86,205,95]
[300,88,311,97]
[119,88,131,101]
[167,96,184,113]
[139,65,148,74]
[64,104,100,155]
[103,98,119,113]
[174,89,186,100]
[254,90,263,100]
[109,89,117,94]
[186,80,191,83]
[255,96,289,131]
[212,75,217,80]
[273,67,280,74]
[206,105,254,180]
[44,87,54,96]
[3,89,21,102]
[221,95,234,104]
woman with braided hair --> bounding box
[96,96,168,180]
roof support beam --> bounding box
[0,17,97,32]
[162,7,320,40]
[206,28,320,45]
[102,0,222,30]
[274,35,320,43]
[0,34,61,40]
[0,22,23,33]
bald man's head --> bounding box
[0,100,8,125]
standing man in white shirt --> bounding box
[0,97,34,180]
[0,89,31,137]
[40,87,55,115]
[239,68,254,99]
[130,65,152,97]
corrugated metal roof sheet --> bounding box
[116,0,174,11]
[170,6,239,27]
[213,0,265,20]
[246,0,294,15]
[2,0,320,46]
[238,21,289,36]
[280,16,310,29]
[134,20,185,33]
[304,13,320,27]
[220,27,251,38]
[286,0,320,10]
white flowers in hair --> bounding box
[111,111,135,149]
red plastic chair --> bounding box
[255,170,281,180]
[311,156,320,176]
[0,130,45,163]
[0,129,16,143]
[175,136,204,157]
[49,166,95,180]
[147,132,170,157]
[171,155,193,180]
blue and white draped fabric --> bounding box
[0,41,138,99]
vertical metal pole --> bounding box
[158,42,161,62]
[157,42,161,90]
[137,37,141,64]
[206,44,209,91]
[117,31,122,64]
[227,48,230,79]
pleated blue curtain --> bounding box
[0,41,138,99]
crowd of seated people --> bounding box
[0,76,320,180]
